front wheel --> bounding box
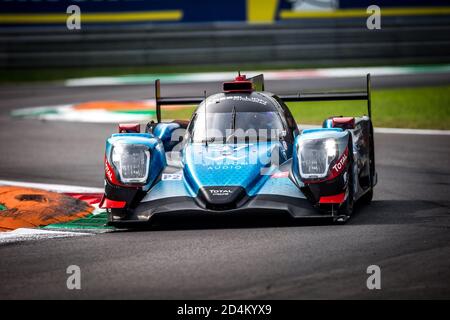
[107,209,127,224]
[362,120,375,205]
[338,189,354,217]
[359,188,373,205]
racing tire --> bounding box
[359,121,375,206]
[337,137,354,218]
[107,209,128,227]
[338,186,354,217]
[359,188,373,205]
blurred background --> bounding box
[1,0,450,78]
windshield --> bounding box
[191,111,284,143]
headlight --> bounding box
[299,138,338,179]
[111,144,150,184]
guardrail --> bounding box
[1,16,450,68]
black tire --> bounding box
[107,209,127,224]
[360,120,375,205]
[359,188,373,205]
[338,183,354,217]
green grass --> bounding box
[163,85,450,130]
[43,212,112,230]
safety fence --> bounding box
[1,16,450,68]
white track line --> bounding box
[374,127,450,135]
[0,180,103,193]
[298,124,450,135]
[0,228,91,244]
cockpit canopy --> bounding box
[188,92,284,143]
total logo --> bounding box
[209,189,234,196]
[204,145,252,162]
[332,152,348,174]
[105,158,115,182]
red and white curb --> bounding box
[0,228,92,244]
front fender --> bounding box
[292,128,351,204]
[105,133,166,192]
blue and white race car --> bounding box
[100,73,376,226]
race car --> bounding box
[100,73,376,227]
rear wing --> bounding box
[154,79,203,123]
[279,73,372,118]
[154,74,266,123]
[154,73,371,122]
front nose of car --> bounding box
[182,143,270,209]
[197,185,247,210]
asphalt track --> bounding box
[0,73,449,299]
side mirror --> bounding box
[149,122,186,151]
[118,123,140,133]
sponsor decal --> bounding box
[104,157,119,185]
[271,171,289,179]
[331,148,348,175]
[207,165,242,170]
[216,95,268,105]
[205,155,246,161]
[204,145,252,162]
[162,173,183,181]
[208,188,234,196]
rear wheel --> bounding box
[360,121,375,205]
[369,120,375,180]
[337,137,354,219]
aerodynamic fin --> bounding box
[279,74,372,118]
[248,74,265,91]
[154,79,204,123]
